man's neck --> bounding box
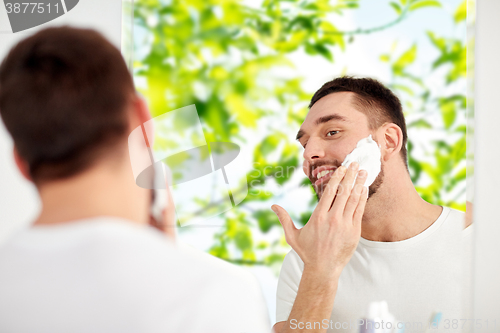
[34,156,150,227]
[360,165,443,242]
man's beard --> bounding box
[314,166,384,202]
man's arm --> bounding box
[273,267,340,333]
[272,162,368,333]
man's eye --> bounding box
[326,130,339,137]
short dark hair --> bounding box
[0,26,135,183]
[309,76,408,168]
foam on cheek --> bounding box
[341,135,382,188]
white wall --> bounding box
[473,1,500,331]
[0,0,123,243]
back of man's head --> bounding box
[0,26,135,184]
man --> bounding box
[272,77,472,333]
[0,27,269,333]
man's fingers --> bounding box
[317,166,347,213]
[353,186,368,230]
[343,169,368,219]
[331,162,359,213]
[272,204,297,246]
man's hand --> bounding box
[272,162,368,277]
[149,187,177,241]
[272,162,368,333]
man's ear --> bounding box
[127,94,154,147]
[13,147,32,182]
[379,123,403,162]
[128,94,152,131]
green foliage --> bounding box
[392,44,417,75]
[427,31,466,83]
[134,0,467,267]
[454,0,467,23]
[390,0,440,16]
[408,0,441,11]
[255,210,281,233]
[384,15,467,212]
[389,2,403,15]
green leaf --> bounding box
[454,0,467,23]
[288,16,314,31]
[380,54,390,62]
[305,43,333,61]
[409,0,441,11]
[390,2,402,15]
[298,211,312,226]
[255,210,280,233]
[256,241,269,250]
[451,137,466,162]
[260,135,281,156]
[435,140,451,152]
[392,83,414,96]
[392,44,417,75]
[455,125,467,134]
[408,119,432,129]
[408,157,422,183]
[426,31,446,52]
[439,98,457,129]
[436,151,452,175]
[454,167,467,182]
[234,226,253,251]
[264,253,286,265]
[209,244,229,259]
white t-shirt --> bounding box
[0,217,270,333]
[276,206,473,333]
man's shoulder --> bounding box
[173,242,270,329]
[282,248,301,263]
[0,218,230,279]
[0,218,264,299]
[0,217,168,254]
[445,205,465,217]
[176,242,261,286]
[87,222,262,290]
[279,249,304,277]
[0,219,271,332]
[443,205,472,230]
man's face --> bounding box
[297,92,383,199]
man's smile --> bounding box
[311,165,338,186]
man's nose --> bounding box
[303,137,326,162]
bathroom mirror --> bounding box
[130,0,476,327]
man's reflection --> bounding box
[272,77,472,333]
